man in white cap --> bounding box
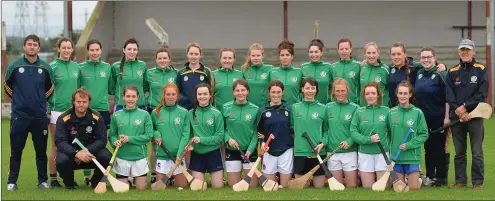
[445,39,487,190]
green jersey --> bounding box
[350,105,390,154]
[188,105,224,154]
[48,58,80,111]
[330,59,361,104]
[144,65,178,108]
[242,63,273,107]
[269,65,302,106]
[291,100,328,156]
[111,59,148,107]
[222,101,259,153]
[151,104,190,160]
[79,59,113,111]
[301,60,332,104]
[325,101,359,153]
[359,61,390,106]
[213,67,243,111]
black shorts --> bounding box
[225,148,258,163]
[97,111,110,129]
[116,173,147,178]
[293,156,326,176]
[189,148,224,173]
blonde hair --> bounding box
[242,43,264,72]
[186,42,202,55]
[331,78,350,100]
[364,42,380,54]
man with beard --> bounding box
[5,34,54,191]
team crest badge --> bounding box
[174,117,181,125]
[312,112,318,119]
[291,76,297,82]
[84,71,88,76]
[118,119,123,124]
[261,73,267,80]
[418,74,423,79]
[407,119,414,127]
[391,68,396,74]
[135,119,142,125]
[19,67,24,73]
[200,75,204,81]
[245,113,252,121]
[38,68,43,74]
[284,111,289,116]
[159,117,164,121]
[266,112,272,118]
[344,113,351,121]
[375,76,381,82]
[379,114,385,121]
[100,71,106,77]
[73,72,78,78]
[471,76,477,83]
[168,77,174,83]
[137,70,143,77]
[86,126,92,133]
[431,74,436,79]
[184,76,189,81]
[207,118,214,125]
[349,71,356,78]
[320,71,326,77]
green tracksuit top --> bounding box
[111,59,148,107]
[213,67,243,111]
[325,101,359,153]
[359,61,390,107]
[188,105,225,154]
[269,65,302,106]
[301,60,333,104]
[144,65,178,109]
[79,59,113,111]
[387,105,428,164]
[222,101,259,153]
[48,58,80,111]
[242,63,273,107]
[350,105,390,154]
[151,104,190,160]
[330,59,361,104]
[109,107,153,161]
[291,100,328,156]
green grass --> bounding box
[2,117,494,200]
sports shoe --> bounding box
[449,183,467,189]
[150,176,156,184]
[473,184,483,190]
[84,178,91,187]
[424,177,435,186]
[50,180,63,188]
[7,184,18,191]
[38,182,50,189]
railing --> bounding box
[451,25,493,38]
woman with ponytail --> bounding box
[269,39,301,106]
[48,37,80,187]
[301,39,333,104]
[111,38,148,112]
[151,84,189,187]
[242,43,274,107]
[331,38,361,104]
[359,42,390,107]
[213,48,243,112]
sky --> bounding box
[1,1,97,38]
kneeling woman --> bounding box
[325,78,359,188]
[388,81,428,190]
[258,80,294,187]
[151,84,189,187]
[222,79,259,187]
[109,85,154,190]
[292,77,328,188]
[188,83,225,188]
[350,82,390,188]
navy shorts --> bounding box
[394,164,420,175]
[294,156,326,176]
[115,105,146,112]
[97,111,110,129]
[189,148,224,173]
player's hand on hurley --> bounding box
[315,143,324,154]
[75,150,95,163]
[371,134,380,143]
[455,105,467,117]
[244,151,251,159]
[460,113,472,122]
[400,143,407,151]
[154,138,162,146]
[228,139,239,150]
[443,117,450,128]
[119,135,129,143]
[114,140,122,147]
[340,141,349,149]
[191,136,201,144]
[261,142,269,153]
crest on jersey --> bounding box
[375,76,381,82]
[284,111,289,116]
[100,71,106,77]
[174,117,181,125]
[137,70,143,77]
[418,74,423,79]
[38,68,43,74]
[135,119,142,125]
[349,71,356,78]
[207,118,214,125]
[391,68,396,74]
[19,67,24,73]
[200,75,205,81]
[379,114,385,121]
[168,77,175,83]
[431,74,436,80]
[184,76,189,81]
[266,112,272,118]
[344,113,351,120]
[312,112,319,119]
[73,72,79,78]
[407,119,414,127]
[261,73,267,80]
[245,113,252,121]
[291,76,297,82]
[471,76,477,83]
[320,71,327,77]
[86,126,92,133]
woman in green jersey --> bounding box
[269,39,301,106]
[359,42,390,107]
[213,48,243,112]
[331,38,361,104]
[301,39,332,104]
[241,43,274,107]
